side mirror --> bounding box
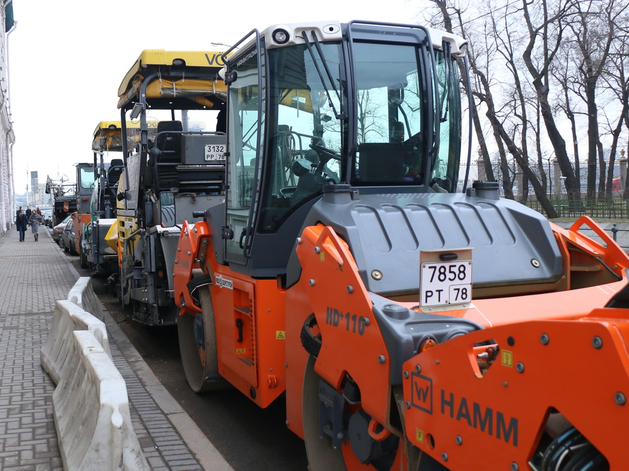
[160,192,176,227]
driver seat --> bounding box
[358,143,413,184]
[290,159,327,206]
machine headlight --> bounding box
[272,28,290,44]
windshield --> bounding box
[257,41,343,233]
[79,166,95,190]
[351,41,425,186]
[226,30,463,240]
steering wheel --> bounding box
[279,187,297,198]
[430,176,451,192]
[311,143,341,163]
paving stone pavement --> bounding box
[0,226,229,470]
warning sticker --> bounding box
[276,331,286,340]
[502,350,513,368]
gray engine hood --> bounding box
[302,185,563,297]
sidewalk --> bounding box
[0,226,232,470]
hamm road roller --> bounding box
[170,20,628,470]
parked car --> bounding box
[52,215,71,242]
[60,219,77,255]
[42,210,53,228]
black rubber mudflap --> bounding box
[300,313,322,357]
[187,273,212,307]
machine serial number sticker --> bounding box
[204,144,226,161]
[215,275,233,289]
[420,260,472,307]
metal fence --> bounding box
[524,198,629,219]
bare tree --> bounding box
[492,4,544,200]
[494,119,515,200]
[600,26,629,200]
[521,0,582,206]
[552,52,582,194]
[416,0,629,213]
[430,0,557,215]
[566,0,625,200]
[468,20,496,183]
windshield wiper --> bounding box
[301,30,346,120]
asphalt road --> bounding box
[59,238,309,471]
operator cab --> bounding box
[116,50,228,228]
[76,163,95,214]
[91,122,137,218]
[220,21,466,275]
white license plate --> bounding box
[420,260,472,307]
[204,144,226,161]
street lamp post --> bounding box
[547,158,552,199]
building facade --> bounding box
[0,0,14,233]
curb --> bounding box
[97,291,234,471]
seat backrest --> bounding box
[358,143,409,183]
[156,121,183,159]
[107,161,124,187]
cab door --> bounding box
[223,37,265,267]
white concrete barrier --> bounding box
[68,277,105,321]
[53,330,149,471]
[41,299,111,385]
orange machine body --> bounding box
[174,215,629,470]
[174,220,287,408]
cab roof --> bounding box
[117,50,227,110]
[232,21,467,56]
[92,120,158,152]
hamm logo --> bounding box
[411,373,433,414]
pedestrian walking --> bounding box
[29,210,43,242]
[16,206,22,218]
[25,206,32,220]
[15,210,27,242]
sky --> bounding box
[8,0,419,194]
